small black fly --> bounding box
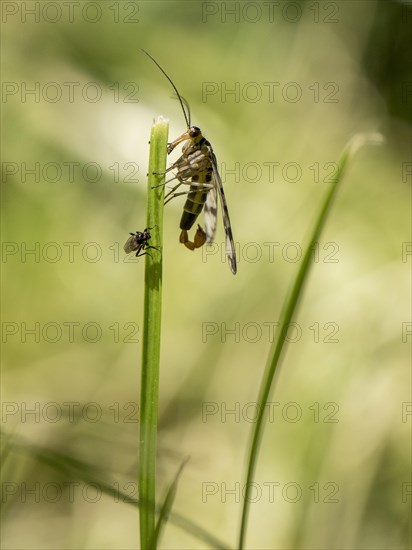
[124,226,159,258]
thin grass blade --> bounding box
[150,457,189,548]
[238,133,384,549]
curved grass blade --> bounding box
[2,431,231,549]
[150,457,189,548]
[238,133,384,549]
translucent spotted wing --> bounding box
[210,153,237,275]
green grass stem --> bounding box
[139,116,169,549]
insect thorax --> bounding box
[174,137,213,183]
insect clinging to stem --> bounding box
[124,226,159,258]
[141,49,237,275]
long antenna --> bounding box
[141,49,191,128]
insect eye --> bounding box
[189,126,201,137]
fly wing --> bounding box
[210,152,237,275]
[124,235,138,254]
[204,185,218,243]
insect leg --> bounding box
[164,185,213,205]
[151,165,178,188]
[135,247,159,259]
[152,176,178,189]
[152,165,175,175]
[164,182,183,202]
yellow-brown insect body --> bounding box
[167,126,214,250]
[141,49,237,273]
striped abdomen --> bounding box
[179,170,212,231]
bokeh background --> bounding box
[1,1,411,548]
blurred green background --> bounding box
[1,1,411,548]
